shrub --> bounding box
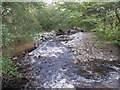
[2,56,22,85]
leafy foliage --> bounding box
[2,2,119,46]
[55,2,120,44]
[2,57,21,77]
[2,57,22,85]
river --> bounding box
[18,32,120,88]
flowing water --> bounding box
[19,32,119,88]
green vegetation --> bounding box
[55,2,120,44]
[1,2,120,87]
[2,57,22,77]
[2,57,22,85]
[2,2,120,48]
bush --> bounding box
[2,57,22,85]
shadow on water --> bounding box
[74,59,120,78]
[73,59,120,88]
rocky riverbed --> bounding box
[15,32,120,88]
